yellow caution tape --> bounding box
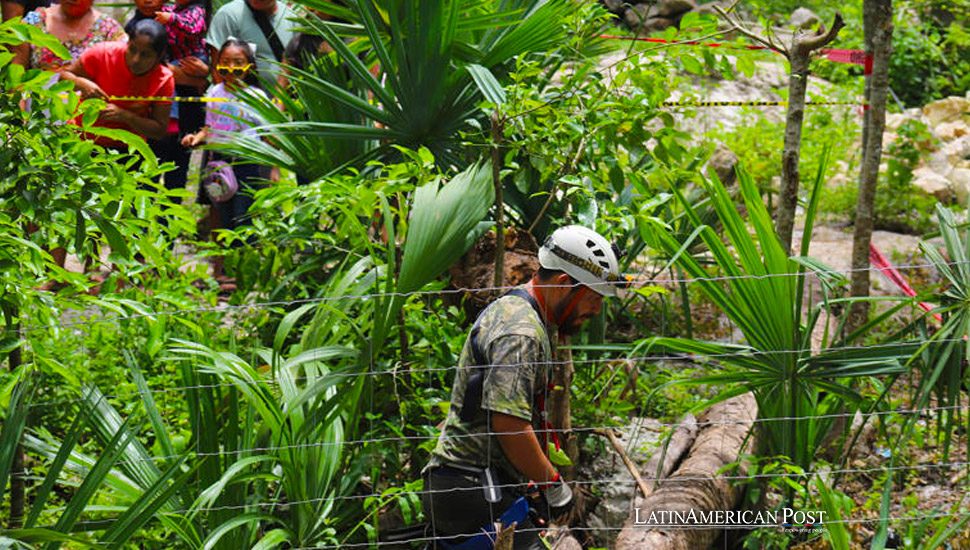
[106,95,230,103]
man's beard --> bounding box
[555,307,588,336]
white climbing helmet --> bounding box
[538,225,625,297]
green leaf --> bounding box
[467,63,507,106]
[251,529,293,550]
[736,54,755,78]
[548,442,572,466]
[0,375,32,509]
[91,216,130,260]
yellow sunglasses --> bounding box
[215,64,252,77]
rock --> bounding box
[697,2,721,15]
[884,112,910,132]
[623,4,656,28]
[936,120,970,141]
[923,96,970,127]
[942,136,970,165]
[708,144,739,186]
[656,0,697,17]
[790,7,820,29]
[950,168,970,205]
[584,417,664,547]
[912,167,952,202]
[625,4,676,34]
[927,149,954,177]
[602,0,624,13]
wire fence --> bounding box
[10,262,970,544]
[15,256,956,337]
[8,222,967,545]
[5,20,968,547]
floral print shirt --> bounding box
[22,7,127,71]
[159,3,207,61]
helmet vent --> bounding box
[599,260,610,268]
[592,249,605,257]
[586,239,596,248]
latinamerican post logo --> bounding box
[633,508,827,533]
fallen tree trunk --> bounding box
[642,414,698,495]
[615,393,758,550]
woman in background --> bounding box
[12,0,126,71]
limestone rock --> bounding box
[790,7,820,29]
[697,2,721,15]
[625,4,676,33]
[949,168,970,205]
[923,96,970,127]
[942,137,970,165]
[709,144,739,186]
[646,16,677,32]
[602,0,624,13]
[912,167,952,202]
[656,0,697,17]
[936,120,970,141]
[884,112,910,132]
[624,4,656,27]
[927,149,954,177]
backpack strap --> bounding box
[458,289,543,423]
[244,0,286,62]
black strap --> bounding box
[459,289,543,423]
[244,1,286,62]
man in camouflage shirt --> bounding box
[422,225,625,550]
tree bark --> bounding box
[847,0,894,334]
[491,111,505,289]
[615,393,758,550]
[777,16,845,251]
[643,414,698,494]
[548,346,577,480]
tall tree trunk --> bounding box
[777,17,845,251]
[848,0,894,333]
[491,112,505,289]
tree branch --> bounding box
[795,13,845,54]
[713,5,788,57]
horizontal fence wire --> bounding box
[67,509,970,546]
[290,512,970,550]
[6,21,953,548]
[14,257,959,336]
[28,401,964,466]
[53,458,970,518]
[21,337,967,410]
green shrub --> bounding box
[820,119,940,234]
[815,1,970,108]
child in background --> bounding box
[154,0,208,72]
[125,0,162,34]
[155,0,210,201]
[181,39,266,285]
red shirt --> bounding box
[79,41,175,137]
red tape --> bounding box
[869,243,940,322]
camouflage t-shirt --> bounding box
[426,288,556,484]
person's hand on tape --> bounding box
[540,472,574,525]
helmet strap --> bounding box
[555,285,588,326]
[531,275,588,326]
